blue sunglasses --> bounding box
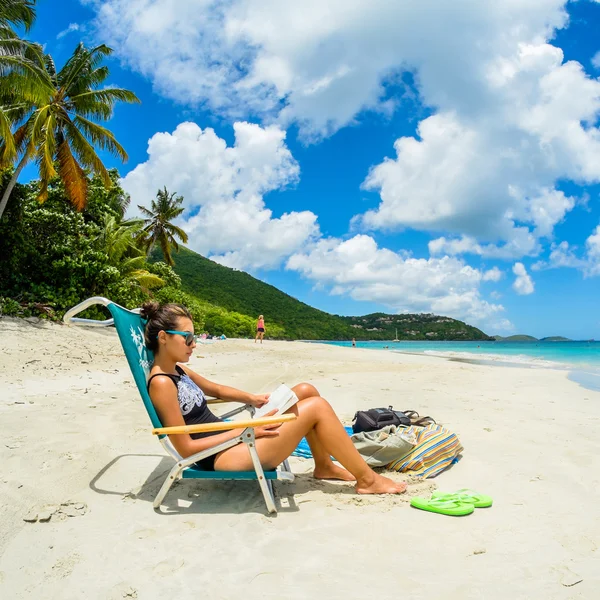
[162,330,195,346]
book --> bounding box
[253,384,299,419]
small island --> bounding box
[493,335,573,342]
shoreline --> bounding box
[1,317,600,598]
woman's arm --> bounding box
[149,377,241,458]
[179,365,268,407]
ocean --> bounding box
[319,340,600,392]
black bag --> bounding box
[352,406,411,434]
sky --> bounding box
[20,0,600,339]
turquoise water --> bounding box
[319,340,600,391]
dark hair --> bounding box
[140,301,193,352]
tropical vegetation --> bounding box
[0,31,139,219]
[138,187,188,266]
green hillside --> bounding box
[342,313,492,341]
[540,336,572,342]
[155,247,492,341]
[493,335,538,341]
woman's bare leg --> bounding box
[214,392,405,494]
[291,383,354,481]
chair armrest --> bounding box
[205,397,231,404]
[151,413,296,436]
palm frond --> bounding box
[61,115,111,186]
[57,137,87,210]
[73,115,128,161]
[0,0,36,31]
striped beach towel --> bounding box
[386,424,463,478]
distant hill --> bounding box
[493,335,538,341]
[155,247,492,341]
[340,313,492,341]
[493,334,574,342]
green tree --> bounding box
[0,42,140,220]
[0,1,52,162]
[138,186,189,266]
[97,213,164,290]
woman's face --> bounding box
[158,316,196,362]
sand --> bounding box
[1,317,599,599]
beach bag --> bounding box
[386,424,463,479]
[352,406,411,433]
[350,425,417,467]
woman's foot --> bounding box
[355,472,406,495]
[313,464,356,481]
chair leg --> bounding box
[282,459,291,473]
[153,461,184,509]
[246,441,276,514]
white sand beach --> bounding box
[1,317,599,599]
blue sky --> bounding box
[21,0,600,339]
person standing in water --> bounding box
[352,338,356,348]
[255,314,265,343]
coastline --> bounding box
[1,317,600,598]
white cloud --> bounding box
[531,225,600,276]
[122,122,318,270]
[531,241,586,271]
[89,0,569,136]
[592,51,600,70]
[512,262,535,295]
[483,267,503,282]
[286,234,505,327]
[584,224,600,277]
[57,23,80,39]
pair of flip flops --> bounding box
[403,410,436,427]
[410,489,493,516]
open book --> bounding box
[253,384,299,419]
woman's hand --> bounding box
[249,393,270,408]
[254,409,281,438]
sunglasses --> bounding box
[163,330,195,346]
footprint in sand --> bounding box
[133,528,156,540]
[151,558,185,577]
[49,552,81,579]
[23,501,88,523]
[109,583,138,599]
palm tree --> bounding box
[138,187,189,266]
[0,42,140,220]
[0,1,52,163]
[0,0,36,29]
[97,214,164,290]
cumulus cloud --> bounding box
[122,122,318,269]
[88,1,568,136]
[286,234,505,327]
[531,225,600,276]
[512,263,535,295]
[483,267,503,282]
[87,0,600,261]
[592,51,600,70]
[584,224,600,277]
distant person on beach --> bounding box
[352,338,356,348]
[142,301,405,495]
[255,315,265,344]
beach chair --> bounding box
[63,297,295,514]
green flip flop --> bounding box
[432,488,493,508]
[410,495,475,516]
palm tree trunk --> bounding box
[0,154,28,220]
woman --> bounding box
[143,302,405,495]
[255,314,265,343]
